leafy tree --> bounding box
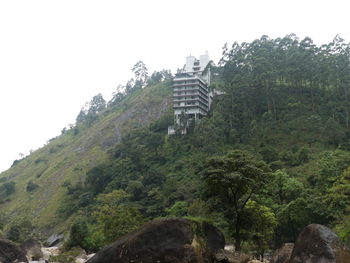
[326,167,350,218]
[85,164,112,196]
[93,190,143,243]
[201,150,271,250]
[166,201,188,217]
[132,61,148,89]
[76,93,106,124]
[66,220,88,249]
[0,182,16,197]
[244,201,277,259]
[270,170,304,205]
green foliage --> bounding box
[270,170,304,205]
[166,201,188,217]
[3,34,350,251]
[335,215,350,246]
[6,218,34,242]
[93,190,143,244]
[244,201,277,258]
[201,150,271,250]
[26,181,39,192]
[76,93,106,125]
[66,220,88,249]
[326,167,350,218]
[1,182,15,196]
[0,181,16,202]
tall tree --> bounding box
[201,150,271,250]
[132,61,148,88]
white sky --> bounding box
[0,0,349,172]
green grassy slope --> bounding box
[0,82,172,234]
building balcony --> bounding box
[173,103,208,112]
[173,86,209,95]
[173,82,208,91]
[173,93,209,102]
[173,96,209,105]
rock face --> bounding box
[20,239,43,261]
[87,218,225,263]
[270,243,294,263]
[289,224,350,263]
[0,238,28,263]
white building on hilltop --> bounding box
[168,52,212,135]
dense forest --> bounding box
[3,34,350,258]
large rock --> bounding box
[214,249,251,263]
[45,233,64,247]
[0,238,28,263]
[20,239,43,260]
[270,243,294,263]
[87,218,225,263]
[289,224,350,263]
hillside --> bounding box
[0,81,172,235]
[1,35,350,256]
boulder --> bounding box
[20,239,43,260]
[214,249,251,263]
[0,238,28,263]
[87,218,225,263]
[290,224,350,263]
[270,243,294,263]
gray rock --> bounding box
[45,234,64,247]
[87,218,224,263]
[270,243,294,263]
[290,224,350,263]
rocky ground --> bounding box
[1,220,350,263]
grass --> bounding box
[0,82,172,237]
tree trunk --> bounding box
[234,216,241,251]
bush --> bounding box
[6,219,33,242]
[66,220,88,249]
[166,201,188,217]
[26,181,39,192]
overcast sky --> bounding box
[0,0,349,172]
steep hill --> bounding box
[0,81,172,234]
[2,35,350,253]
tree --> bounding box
[93,190,143,243]
[76,93,106,124]
[0,182,16,196]
[270,169,304,205]
[66,220,88,249]
[132,61,148,88]
[326,167,350,218]
[201,150,271,250]
[244,201,277,259]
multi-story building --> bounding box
[168,52,212,135]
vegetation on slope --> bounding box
[0,67,172,241]
[2,34,350,258]
[60,35,350,256]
